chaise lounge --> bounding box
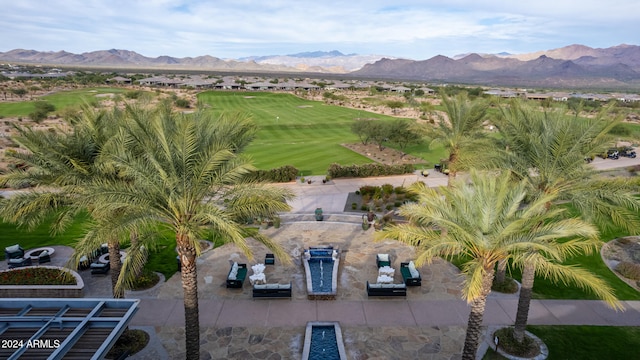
[366,281,407,297]
[5,245,25,260]
[90,262,110,275]
[376,253,391,268]
[8,257,32,269]
[253,282,292,298]
[400,261,422,286]
[226,262,247,288]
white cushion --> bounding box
[6,245,20,252]
[408,261,419,278]
[39,250,49,257]
[265,284,279,289]
[228,268,238,280]
[377,254,389,262]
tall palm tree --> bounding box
[376,171,616,360]
[494,100,639,343]
[0,104,136,298]
[425,92,490,184]
[84,104,294,360]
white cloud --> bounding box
[1,1,637,59]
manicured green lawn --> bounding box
[0,88,129,117]
[198,91,419,174]
[483,326,640,360]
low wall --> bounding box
[0,266,84,298]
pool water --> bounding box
[309,325,340,360]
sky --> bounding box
[2,0,639,60]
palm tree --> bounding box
[425,92,490,184]
[0,104,135,298]
[494,100,639,343]
[376,171,616,360]
[83,104,294,360]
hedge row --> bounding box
[246,165,299,183]
[327,163,415,178]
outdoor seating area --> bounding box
[252,282,292,298]
[226,262,247,288]
[400,261,421,286]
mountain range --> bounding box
[1,44,639,89]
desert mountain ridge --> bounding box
[1,44,639,89]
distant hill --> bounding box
[1,45,639,89]
[351,44,640,89]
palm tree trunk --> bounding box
[461,268,495,360]
[447,150,458,187]
[513,262,535,343]
[177,233,200,360]
[495,259,507,284]
[108,240,124,299]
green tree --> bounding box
[377,171,619,360]
[11,88,27,99]
[387,120,422,152]
[84,104,294,360]
[425,93,490,184]
[351,119,374,145]
[494,100,638,343]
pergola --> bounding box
[0,298,139,360]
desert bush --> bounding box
[327,163,414,178]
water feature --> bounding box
[302,246,339,299]
[301,322,347,360]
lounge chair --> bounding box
[400,262,422,286]
[78,255,90,270]
[8,257,32,269]
[226,263,247,288]
[5,245,24,260]
[90,262,110,275]
[376,253,391,268]
[38,250,51,264]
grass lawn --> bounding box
[197,91,418,175]
[1,214,237,279]
[0,88,130,117]
[484,326,640,360]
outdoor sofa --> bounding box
[252,282,292,298]
[400,262,422,286]
[366,281,407,297]
[226,262,247,288]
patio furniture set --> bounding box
[226,253,292,298]
[5,245,52,269]
[367,254,422,297]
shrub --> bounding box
[124,90,143,99]
[128,269,160,291]
[0,267,76,285]
[351,203,357,210]
[360,205,369,211]
[385,204,393,211]
[245,165,299,183]
[381,183,394,195]
[327,163,414,178]
[394,201,402,208]
[616,261,640,280]
[175,98,190,108]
